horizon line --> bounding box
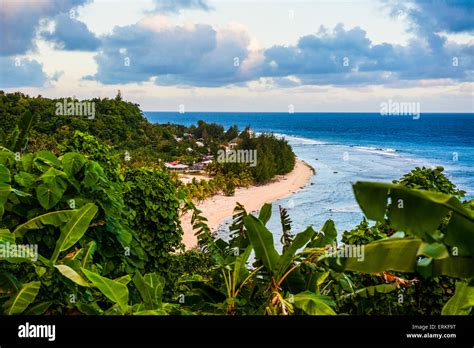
[143,110,474,114]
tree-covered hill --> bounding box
[0,91,167,151]
[0,91,296,186]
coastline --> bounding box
[180,159,314,249]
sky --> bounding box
[0,0,473,112]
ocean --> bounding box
[145,112,474,244]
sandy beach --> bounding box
[180,159,314,249]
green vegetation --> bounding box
[123,168,183,273]
[0,91,472,316]
[0,92,295,202]
[339,165,470,314]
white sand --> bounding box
[180,159,314,249]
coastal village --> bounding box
[164,129,249,173]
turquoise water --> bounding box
[145,112,474,242]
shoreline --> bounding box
[180,159,314,249]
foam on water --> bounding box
[145,112,474,248]
[273,133,327,145]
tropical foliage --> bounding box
[0,92,472,317]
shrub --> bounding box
[123,168,183,275]
[393,166,465,198]
[341,218,388,245]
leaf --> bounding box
[431,257,474,278]
[353,182,474,242]
[229,202,248,242]
[0,229,15,244]
[59,203,98,251]
[234,245,252,285]
[54,265,90,287]
[337,238,422,274]
[20,153,34,172]
[11,188,30,197]
[388,188,451,241]
[416,257,433,279]
[15,172,36,187]
[133,272,157,310]
[82,161,105,188]
[279,206,292,234]
[340,283,397,300]
[243,215,279,275]
[417,242,449,259]
[442,281,474,315]
[38,167,67,184]
[331,237,473,278]
[133,309,167,315]
[0,183,12,218]
[3,281,41,315]
[0,129,5,146]
[258,203,272,225]
[16,110,35,152]
[76,302,104,315]
[0,150,15,166]
[50,203,98,263]
[14,210,76,238]
[81,268,129,313]
[36,182,66,209]
[34,151,61,169]
[0,271,21,294]
[309,219,337,248]
[0,164,11,183]
[81,241,96,268]
[293,291,336,315]
[144,273,164,305]
[24,301,53,315]
[114,275,132,285]
[103,304,125,315]
[353,182,391,220]
[443,212,474,257]
[276,226,315,279]
[62,152,86,177]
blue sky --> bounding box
[0,0,472,112]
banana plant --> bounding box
[242,204,337,315]
[79,269,176,315]
[1,203,99,314]
[2,281,41,315]
[217,245,264,315]
[328,181,474,315]
[0,110,35,153]
[2,208,175,316]
[0,142,142,314]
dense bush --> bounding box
[393,166,466,198]
[164,250,217,298]
[123,168,184,274]
[341,218,388,245]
